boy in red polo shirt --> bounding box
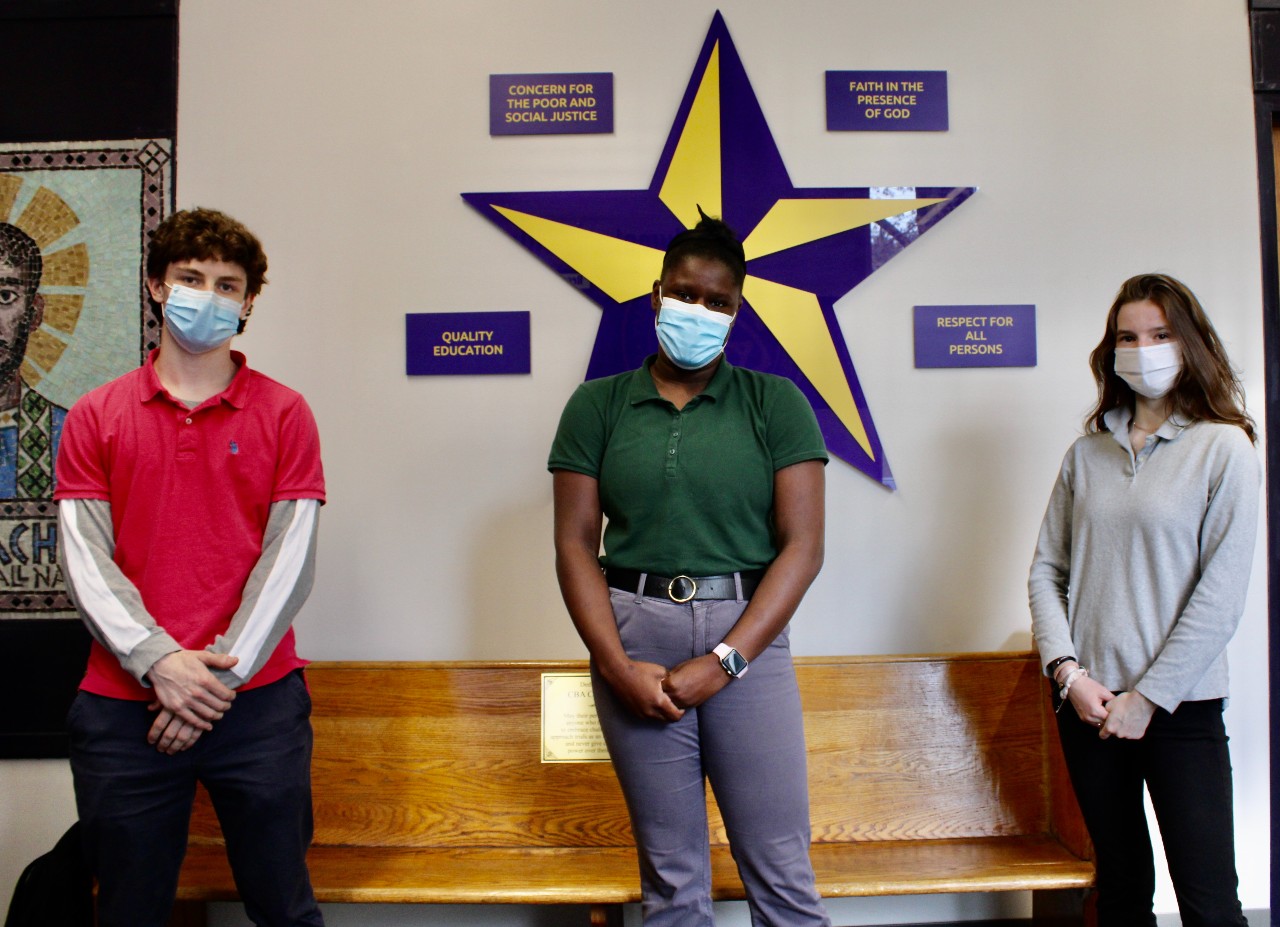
[55,208,326,927]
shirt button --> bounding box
[669,449,676,455]
[185,418,193,425]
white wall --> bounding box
[2,2,1268,923]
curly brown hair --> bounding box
[1086,273,1255,443]
[146,208,268,331]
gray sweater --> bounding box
[1028,408,1260,713]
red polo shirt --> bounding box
[55,350,326,699]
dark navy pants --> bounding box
[592,585,830,927]
[1057,697,1247,927]
[67,669,324,927]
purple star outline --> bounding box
[463,12,974,487]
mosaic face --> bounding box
[0,140,171,616]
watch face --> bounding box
[722,649,748,677]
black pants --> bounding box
[1057,697,1247,927]
[67,670,324,927]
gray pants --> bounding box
[591,584,831,927]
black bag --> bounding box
[3,822,93,927]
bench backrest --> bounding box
[188,653,1087,856]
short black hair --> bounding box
[661,208,746,287]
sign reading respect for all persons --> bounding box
[825,70,948,131]
[490,73,614,135]
[913,305,1037,368]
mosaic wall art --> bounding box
[0,139,171,619]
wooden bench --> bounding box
[172,652,1095,925]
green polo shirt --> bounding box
[548,355,828,576]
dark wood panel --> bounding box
[0,4,177,143]
[0,619,90,758]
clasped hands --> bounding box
[1066,674,1157,740]
[607,655,731,722]
[144,650,239,754]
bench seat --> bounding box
[172,654,1095,924]
[178,834,1092,905]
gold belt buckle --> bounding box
[667,575,697,603]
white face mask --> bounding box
[1114,342,1182,399]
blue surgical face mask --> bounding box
[163,284,244,355]
[655,295,734,370]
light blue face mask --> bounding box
[163,284,244,355]
[655,296,734,370]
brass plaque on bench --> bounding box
[540,672,610,763]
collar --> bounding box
[137,348,251,410]
[1103,405,1192,449]
[630,353,733,406]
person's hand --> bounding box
[661,654,731,710]
[146,708,206,755]
[604,659,684,722]
[1099,691,1157,740]
[145,650,238,749]
[1065,673,1116,730]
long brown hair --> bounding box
[1086,273,1255,442]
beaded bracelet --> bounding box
[1058,666,1089,702]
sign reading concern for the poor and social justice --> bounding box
[540,673,609,763]
[405,311,531,375]
[826,70,948,131]
[913,305,1037,368]
[490,73,614,136]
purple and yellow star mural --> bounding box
[463,12,974,487]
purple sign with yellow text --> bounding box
[914,305,1037,368]
[826,70,948,131]
[490,73,614,136]
[406,311,531,375]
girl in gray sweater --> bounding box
[1029,273,1258,927]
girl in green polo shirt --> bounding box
[550,214,831,927]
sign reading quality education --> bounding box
[913,305,1037,368]
[406,311,531,376]
[490,73,614,135]
[826,70,948,131]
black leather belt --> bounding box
[604,567,764,602]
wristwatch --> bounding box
[713,643,749,678]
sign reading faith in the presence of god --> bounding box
[825,70,948,131]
